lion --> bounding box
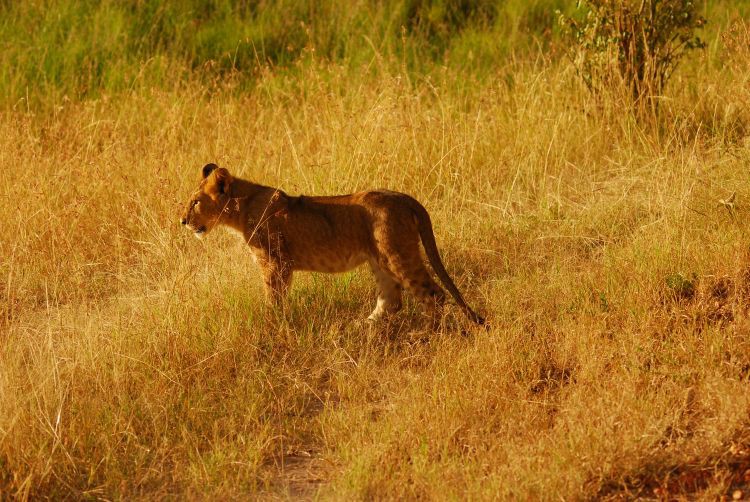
[180,163,485,326]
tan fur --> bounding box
[181,163,485,325]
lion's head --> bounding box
[180,163,234,238]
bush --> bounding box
[560,0,706,115]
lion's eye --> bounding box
[193,201,200,209]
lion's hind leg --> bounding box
[367,261,403,322]
[376,248,446,326]
[395,261,446,325]
[372,217,445,327]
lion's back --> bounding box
[281,189,422,271]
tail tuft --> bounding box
[472,313,489,329]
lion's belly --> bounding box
[284,212,373,272]
[293,249,369,273]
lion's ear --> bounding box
[206,167,233,198]
[214,168,232,195]
[202,163,218,179]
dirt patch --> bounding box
[262,448,331,501]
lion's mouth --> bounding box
[187,225,207,239]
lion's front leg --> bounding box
[250,223,293,307]
[260,258,293,307]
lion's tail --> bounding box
[409,198,486,326]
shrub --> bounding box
[560,0,706,115]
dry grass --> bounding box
[2,53,750,500]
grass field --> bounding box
[3,1,750,500]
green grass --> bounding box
[0,0,576,105]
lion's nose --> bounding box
[180,218,187,225]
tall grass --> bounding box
[2,1,750,499]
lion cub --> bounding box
[181,163,485,326]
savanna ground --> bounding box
[3,1,750,499]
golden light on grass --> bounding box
[3,2,750,499]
